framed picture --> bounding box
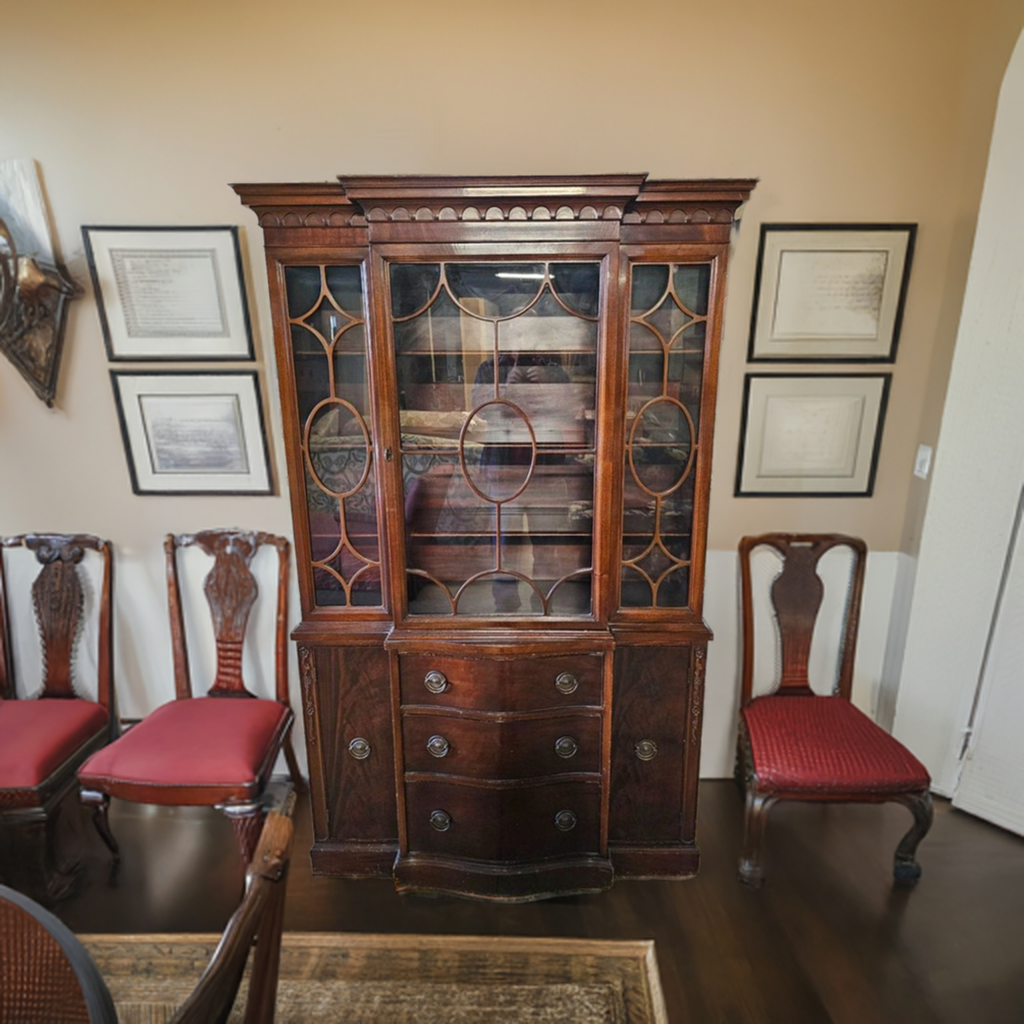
[748,224,915,362]
[111,371,273,495]
[83,226,254,361]
[736,374,891,497]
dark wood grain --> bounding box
[739,533,866,704]
[236,176,753,899]
[401,709,602,778]
[403,777,603,861]
[170,805,294,1024]
[609,646,691,845]
[4,534,114,706]
[167,530,291,701]
[305,644,396,862]
[398,652,604,713]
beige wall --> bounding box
[1,0,1022,768]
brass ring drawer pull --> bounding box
[554,672,579,695]
[635,739,658,761]
[347,737,371,760]
[429,809,452,832]
[427,734,450,758]
[554,736,579,759]
[424,670,449,694]
[554,809,577,832]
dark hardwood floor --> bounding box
[46,781,1024,1023]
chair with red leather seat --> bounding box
[0,533,116,902]
[736,533,933,887]
[78,529,300,865]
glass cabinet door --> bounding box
[390,261,601,617]
[620,262,711,610]
[285,264,382,608]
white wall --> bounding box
[895,29,1024,795]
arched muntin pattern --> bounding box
[621,263,711,609]
[286,265,382,608]
[394,260,600,617]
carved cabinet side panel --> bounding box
[608,645,692,844]
[305,644,397,844]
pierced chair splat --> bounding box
[735,533,933,888]
[78,529,300,865]
[0,533,116,902]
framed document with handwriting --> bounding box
[748,224,915,362]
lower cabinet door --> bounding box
[404,778,602,861]
[609,645,693,846]
[300,643,397,872]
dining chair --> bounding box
[0,796,294,1023]
[78,529,300,865]
[736,533,933,887]
[0,533,116,903]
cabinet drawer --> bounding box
[399,653,603,712]
[405,779,601,861]
[402,711,601,778]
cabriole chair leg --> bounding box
[80,791,119,863]
[892,790,934,886]
[738,788,777,887]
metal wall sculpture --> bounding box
[0,218,76,406]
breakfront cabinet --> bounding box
[235,175,754,901]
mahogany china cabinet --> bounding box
[235,175,754,901]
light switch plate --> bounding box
[914,444,933,480]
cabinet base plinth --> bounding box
[394,853,615,903]
[610,843,700,878]
[310,841,398,878]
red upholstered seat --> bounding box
[0,700,109,798]
[78,698,290,804]
[742,695,930,796]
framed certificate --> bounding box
[83,226,254,361]
[748,224,915,362]
[736,373,891,496]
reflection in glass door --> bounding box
[621,263,711,609]
[285,264,382,608]
[391,262,601,617]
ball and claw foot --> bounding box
[893,857,922,887]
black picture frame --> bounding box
[83,226,254,362]
[110,370,273,496]
[748,224,916,363]
[735,373,891,497]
